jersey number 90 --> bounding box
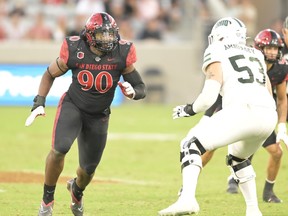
[77,70,113,93]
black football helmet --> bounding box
[84,12,119,52]
[254,29,284,63]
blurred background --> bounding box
[0,0,288,106]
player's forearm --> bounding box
[123,69,146,100]
[192,79,221,113]
[38,71,55,97]
[133,83,146,100]
[276,101,287,123]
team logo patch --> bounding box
[77,52,84,59]
[119,39,129,45]
[69,36,80,41]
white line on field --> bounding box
[94,176,160,186]
[108,133,179,141]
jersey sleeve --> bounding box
[283,65,288,81]
[278,58,288,81]
[59,38,69,64]
[202,42,224,73]
[126,43,137,66]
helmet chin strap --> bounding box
[90,46,104,56]
[265,58,277,64]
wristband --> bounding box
[184,103,196,116]
[32,95,46,111]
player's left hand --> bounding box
[118,81,135,99]
[172,105,191,119]
[276,123,288,148]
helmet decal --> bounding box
[214,19,232,28]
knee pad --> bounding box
[180,137,206,170]
[180,137,189,149]
[226,154,256,184]
[181,136,206,154]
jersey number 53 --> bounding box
[229,54,265,85]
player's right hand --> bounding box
[25,95,46,127]
[172,105,190,119]
[25,106,45,126]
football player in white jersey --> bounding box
[158,17,277,216]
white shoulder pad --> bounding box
[202,42,224,73]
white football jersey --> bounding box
[202,41,276,110]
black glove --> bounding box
[31,95,46,111]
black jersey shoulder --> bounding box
[268,60,288,86]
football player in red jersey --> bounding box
[281,17,288,123]
[26,12,146,216]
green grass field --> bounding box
[0,104,287,216]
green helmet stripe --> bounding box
[232,18,243,27]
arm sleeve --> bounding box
[192,79,221,113]
[123,69,146,100]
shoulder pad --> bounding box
[278,57,288,65]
